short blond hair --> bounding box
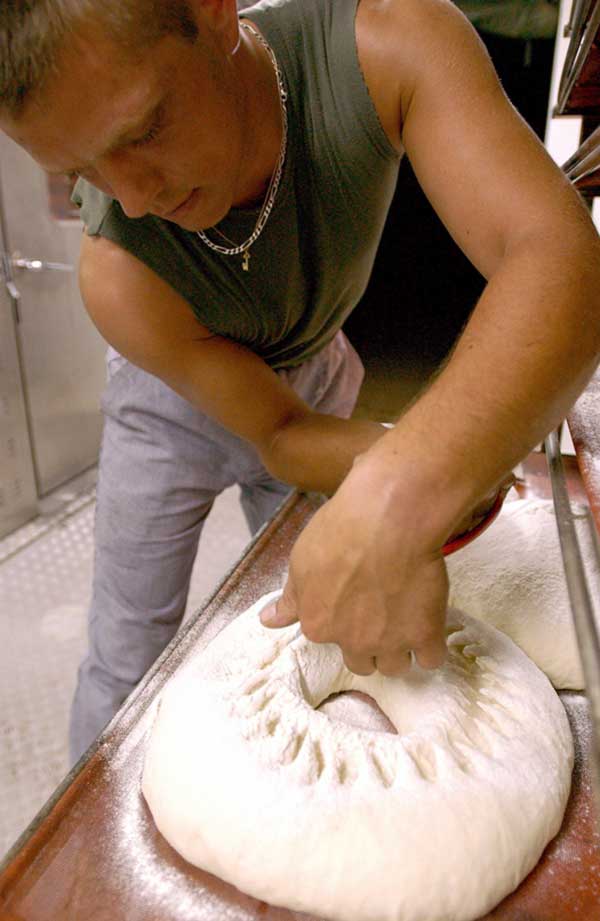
[0,1,198,116]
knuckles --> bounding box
[296,597,447,673]
[300,620,330,644]
[342,656,376,676]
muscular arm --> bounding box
[356,0,600,535]
[79,232,384,494]
[264,0,600,674]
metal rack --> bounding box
[545,429,600,823]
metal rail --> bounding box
[545,429,600,820]
[556,0,600,115]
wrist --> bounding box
[345,433,490,552]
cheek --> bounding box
[164,119,238,181]
[177,72,244,163]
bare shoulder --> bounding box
[355,0,497,148]
[79,232,213,363]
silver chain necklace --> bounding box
[196,21,288,272]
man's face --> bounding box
[0,18,252,230]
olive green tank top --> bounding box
[73,0,400,369]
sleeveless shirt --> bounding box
[72,0,400,369]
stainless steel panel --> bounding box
[0,135,106,496]
[0,206,37,539]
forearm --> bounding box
[350,220,600,544]
[260,414,387,494]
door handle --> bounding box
[10,252,74,273]
[1,251,74,302]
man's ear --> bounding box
[186,0,240,53]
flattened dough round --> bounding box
[142,591,573,921]
[447,497,599,689]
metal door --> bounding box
[0,195,38,539]
[0,134,106,507]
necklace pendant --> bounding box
[242,249,250,272]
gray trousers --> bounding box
[69,331,364,763]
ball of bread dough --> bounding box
[142,591,573,921]
[447,497,597,689]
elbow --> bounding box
[257,409,312,488]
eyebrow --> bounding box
[52,98,165,177]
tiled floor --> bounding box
[0,476,253,859]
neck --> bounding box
[230,19,285,209]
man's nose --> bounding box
[96,152,162,219]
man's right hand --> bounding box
[261,450,452,677]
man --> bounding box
[2,0,599,764]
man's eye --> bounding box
[131,121,162,148]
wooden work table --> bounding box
[0,438,599,919]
